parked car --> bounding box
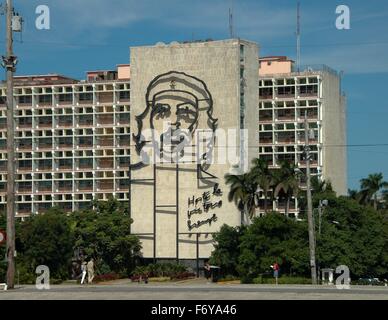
[357,277,387,286]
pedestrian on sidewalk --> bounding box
[80,261,87,285]
[271,261,280,285]
[87,258,95,284]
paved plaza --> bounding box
[0,279,387,300]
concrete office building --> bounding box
[0,66,131,217]
[257,56,347,215]
[129,39,259,261]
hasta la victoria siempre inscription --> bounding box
[187,183,223,231]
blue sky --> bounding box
[2,0,388,191]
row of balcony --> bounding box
[10,197,129,215]
[259,110,318,122]
[0,158,130,172]
[4,91,130,106]
[9,114,130,129]
[0,179,130,193]
[0,136,130,151]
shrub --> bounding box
[94,273,120,283]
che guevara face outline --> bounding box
[131,71,218,168]
[150,90,200,157]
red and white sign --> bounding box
[0,230,6,245]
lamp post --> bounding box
[304,115,317,285]
[317,199,328,284]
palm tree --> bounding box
[225,173,258,221]
[251,158,273,213]
[348,189,358,200]
[360,173,388,210]
[273,161,300,216]
[311,176,333,194]
[382,189,388,210]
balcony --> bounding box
[57,138,73,150]
[259,88,273,100]
[97,115,114,125]
[37,118,52,128]
[78,115,93,127]
[97,137,114,147]
[117,157,130,168]
[57,94,73,106]
[78,181,93,192]
[17,143,33,151]
[36,183,52,193]
[58,159,73,171]
[117,180,130,190]
[276,134,295,144]
[259,112,272,123]
[118,91,130,102]
[17,183,32,193]
[298,85,318,98]
[97,180,114,191]
[117,114,130,125]
[17,120,33,129]
[78,93,93,105]
[58,182,73,192]
[17,96,33,106]
[57,116,73,128]
[97,159,114,169]
[276,87,295,99]
[97,92,114,104]
[117,136,130,147]
[259,137,273,145]
[37,141,52,150]
[36,161,52,171]
[37,95,53,106]
[277,110,295,122]
[0,141,6,151]
[78,137,93,148]
[16,207,32,215]
[78,159,93,170]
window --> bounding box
[119,91,130,100]
[38,95,52,104]
[79,93,93,101]
[18,95,32,104]
[58,94,72,102]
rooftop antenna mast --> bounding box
[296,1,301,72]
[229,0,234,38]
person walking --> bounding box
[87,258,95,284]
[271,261,280,285]
[80,261,87,285]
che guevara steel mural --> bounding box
[130,71,223,231]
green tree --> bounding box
[236,213,309,282]
[316,195,387,278]
[209,224,246,276]
[71,198,141,277]
[16,207,74,281]
[225,173,258,220]
[273,161,300,216]
[251,158,274,213]
[360,173,388,210]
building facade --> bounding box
[258,56,347,216]
[129,39,259,261]
[0,67,131,217]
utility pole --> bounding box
[229,0,234,38]
[304,114,317,285]
[296,2,301,72]
[3,0,17,289]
